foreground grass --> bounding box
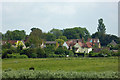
[2,57,118,72]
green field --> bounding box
[2,57,118,72]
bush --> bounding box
[2,48,17,59]
[48,53,58,58]
[36,48,48,58]
[7,53,28,58]
[20,48,35,58]
[55,47,65,55]
[89,53,99,57]
[30,53,37,58]
[99,49,112,57]
[68,50,74,57]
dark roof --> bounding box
[2,40,17,45]
[110,40,117,46]
[45,41,56,44]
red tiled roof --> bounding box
[2,40,17,45]
[78,42,82,47]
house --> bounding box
[87,38,101,48]
[64,39,94,53]
[63,42,69,49]
[16,40,26,49]
[1,40,26,49]
[110,40,117,47]
[41,41,57,48]
[66,40,76,50]
[74,41,92,53]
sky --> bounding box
[1,1,118,36]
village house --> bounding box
[109,40,117,47]
[1,40,26,49]
[41,41,58,48]
[63,38,101,53]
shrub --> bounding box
[99,49,112,57]
[48,53,58,58]
[19,54,28,58]
[36,48,47,58]
[7,53,28,58]
[55,47,65,55]
[89,53,99,57]
[20,48,35,58]
[30,53,37,58]
[68,50,74,57]
[2,48,17,59]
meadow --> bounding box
[2,57,118,72]
[2,57,119,79]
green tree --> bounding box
[44,45,56,54]
[63,27,90,40]
[50,28,63,39]
[2,42,12,49]
[56,39,64,46]
[97,18,106,34]
[27,28,42,47]
[92,32,120,46]
[58,36,67,41]
[55,47,65,55]
[45,33,56,41]
[3,30,26,40]
[36,48,47,58]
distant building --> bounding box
[41,41,57,48]
[1,40,26,49]
[63,38,101,53]
[110,40,117,46]
[63,42,69,49]
[87,38,101,48]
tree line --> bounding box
[1,18,120,59]
[1,18,120,47]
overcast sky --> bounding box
[2,2,118,36]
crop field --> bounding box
[2,57,118,72]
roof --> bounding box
[66,40,76,47]
[110,40,117,46]
[86,42,92,48]
[2,40,17,45]
[45,41,56,44]
[66,40,93,48]
[88,38,99,43]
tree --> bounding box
[92,32,120,46]
[50,28,63,39]
[55,47,65,55]
[97,18,106,34]
[56,39,64,46]
[27,28,42,47]
[3,30,26,40]
[58,36,67,41]
[44,45,56,54]
[36,48,47,58]
[63,27,90,40]
[2,42,12,49]
[45,33,56,41]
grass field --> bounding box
[2,57,118,72]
